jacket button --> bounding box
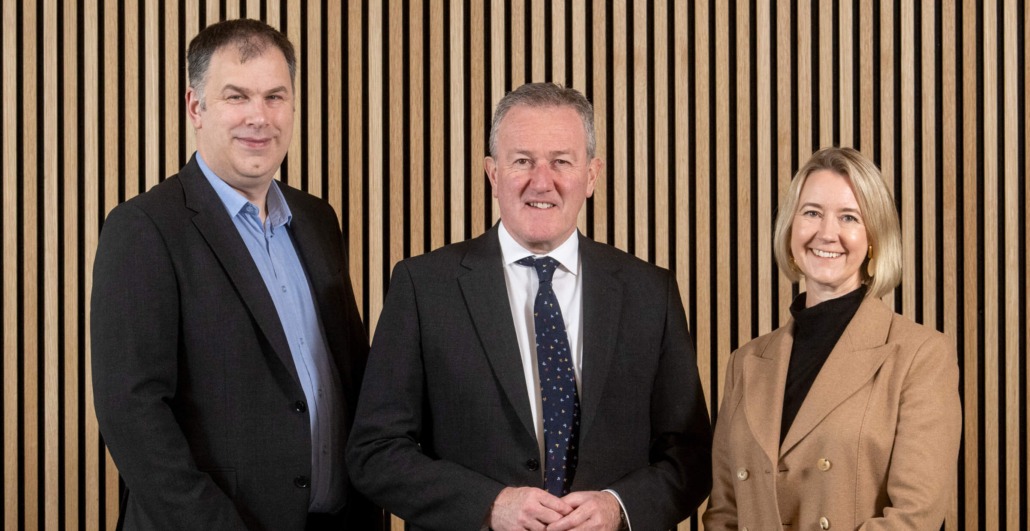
[525,458,540,471]
[819,516,830,529]
[294,475,310,488]
[817,458,831,471]
[736,468,749,480]
[294,401,307,413]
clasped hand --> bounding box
[487,486,622,531]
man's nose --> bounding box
[246,100,269,126]
[527,161,556,188]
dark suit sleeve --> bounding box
[608,275,713,529]
[91,203,246,530]
[345,261,507,530]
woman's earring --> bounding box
[866,245,876,278]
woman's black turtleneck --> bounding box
[779,285,867,444]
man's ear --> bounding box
[485,156,500,199]
[186,88,203,129]
[585,157,603,198]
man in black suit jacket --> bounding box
[91,19,378,530]
[346,83,712,530]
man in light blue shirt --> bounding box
[91,19,380,530]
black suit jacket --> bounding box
[346,225,712,530]
[91,156,377,530]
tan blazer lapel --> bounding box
[743,326,794,467]
[780,297,896,455]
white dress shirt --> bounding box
[497,222,584,460]
[497,222,632,529]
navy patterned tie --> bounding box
[517,256,580,496]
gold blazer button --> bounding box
[819,516,830,529]
[817,458,832,471]
[736,467,749,480]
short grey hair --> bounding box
[488,83,597,158]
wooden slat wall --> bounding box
[0,1,1025,529]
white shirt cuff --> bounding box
[602,489,631,530]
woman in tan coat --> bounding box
[703,147,961,530]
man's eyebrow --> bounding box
[220,84,289,95]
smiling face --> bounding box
[484,105,601,254]
[186,45,294,199]
[790,169,869,306]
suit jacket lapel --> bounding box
[742,327,793,467]
[458,226,538,439]
[180,156,302,386]
[577,236,623,443]
[780,296,895,455]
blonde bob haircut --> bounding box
[773,146,902,299]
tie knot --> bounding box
[517,256,560,283]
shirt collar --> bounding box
[497,221,580,276]
[196,152,293,228]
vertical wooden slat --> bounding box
[408,0,424,257]
[347,1,365,318]
[531,0,545,81]
[878,0,895,309]
[612,0,628,251]
[735,0,752,348]
[818,0,833,148]
[449,0,465,243]
[673,0,690,320]
[694,0,712,417]
[571,0,588,234]
[859,0,874,153]
[327,1,343,219]
[2,1,18,528]
[1001,1,1020,528]
[899,0,916,318]
[982,2,1000,528]
[795,0,812,320]
[166,2,182,176]
[185,3,199,160]
[428,0,444,250]
[940,1,960,527]
[590,0,607,243]
[124,1,140,199]
[960,1,980,525]
[653,0,668,268]
[285,0,302,189]
[920,0,936,328]
[43,0,59,528]
[839,0,853,146]
[773,0,791,333]
[469,0,485,236]
[63,0,81,527]
[756,0,772,339]
[83,0,101,526]
[511,0,525,89]
[144,1,159,191]
[633,1,648,260]
[388,0,405,265]
[102,2,121,524]
[488,0,505,227]
[714,0,729,404]
[836,0,852,146]
[368,1,384,332]
[551,0,566,86]
[306,0,323,198]
[20,0,39,527]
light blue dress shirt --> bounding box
[197,154,343,512]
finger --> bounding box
[535,491,575,516]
